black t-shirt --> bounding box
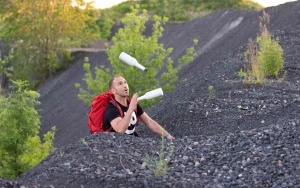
[104,101,144,135]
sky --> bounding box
[89,0,297,9]
[85,0,128,9]
[252,0,297,7]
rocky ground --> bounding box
[1,1,300,187]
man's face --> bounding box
[111,76,129,97]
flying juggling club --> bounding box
[137,88,163,101]
[119,52,146,71]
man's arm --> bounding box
[140,112,175,141]
[110,94,138,133]
[110,110,133,133]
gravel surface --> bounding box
[8,122,300,188]
[1,1,300,187]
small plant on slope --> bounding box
[143,131,174,177]
[239,10,284,84]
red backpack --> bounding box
[88,90,123,134]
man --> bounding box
[104,75,174,141]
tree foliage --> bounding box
[0,80,56,180]
[0,0,100,87]
[76,5,198,107]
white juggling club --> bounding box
[137,88,163,101]
[119,52,146,71]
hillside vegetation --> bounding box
[1,1,300,187]
[97,0,263,39]
[0,1,297,187]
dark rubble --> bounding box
[1,1,300,187]
[7,122,300,188]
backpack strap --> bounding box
[104,98,124,132]
[110,100,124,118]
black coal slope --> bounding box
[1,1,299,187]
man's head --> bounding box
[109,75,129,97]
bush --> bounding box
[241,38,265,84]
[257,31,284,77]
[0,80,56,179]
[257,11,284,78]
[240,10,284,84]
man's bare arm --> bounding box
[110,93,138,133]
[140,112,175,140]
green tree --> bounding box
[0,49,13,94]
[0,0,100,87]
[76,5,198,107]
[0,80,56,180]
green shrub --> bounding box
[240,10,284,84]
[257,32,284,77]
[257,11,284,78]
[241,38,265,84]
[0,80,56,179]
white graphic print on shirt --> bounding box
[124,111,137,134]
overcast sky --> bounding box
[89,0,297,9]
[252,0,297,7]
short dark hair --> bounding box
[109,75,122,89]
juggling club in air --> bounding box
[119,52,146,71]
[137,88,163,101]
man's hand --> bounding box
[128,93,138,112]
[165,133,175,141]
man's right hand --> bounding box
[129,93,138,112]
